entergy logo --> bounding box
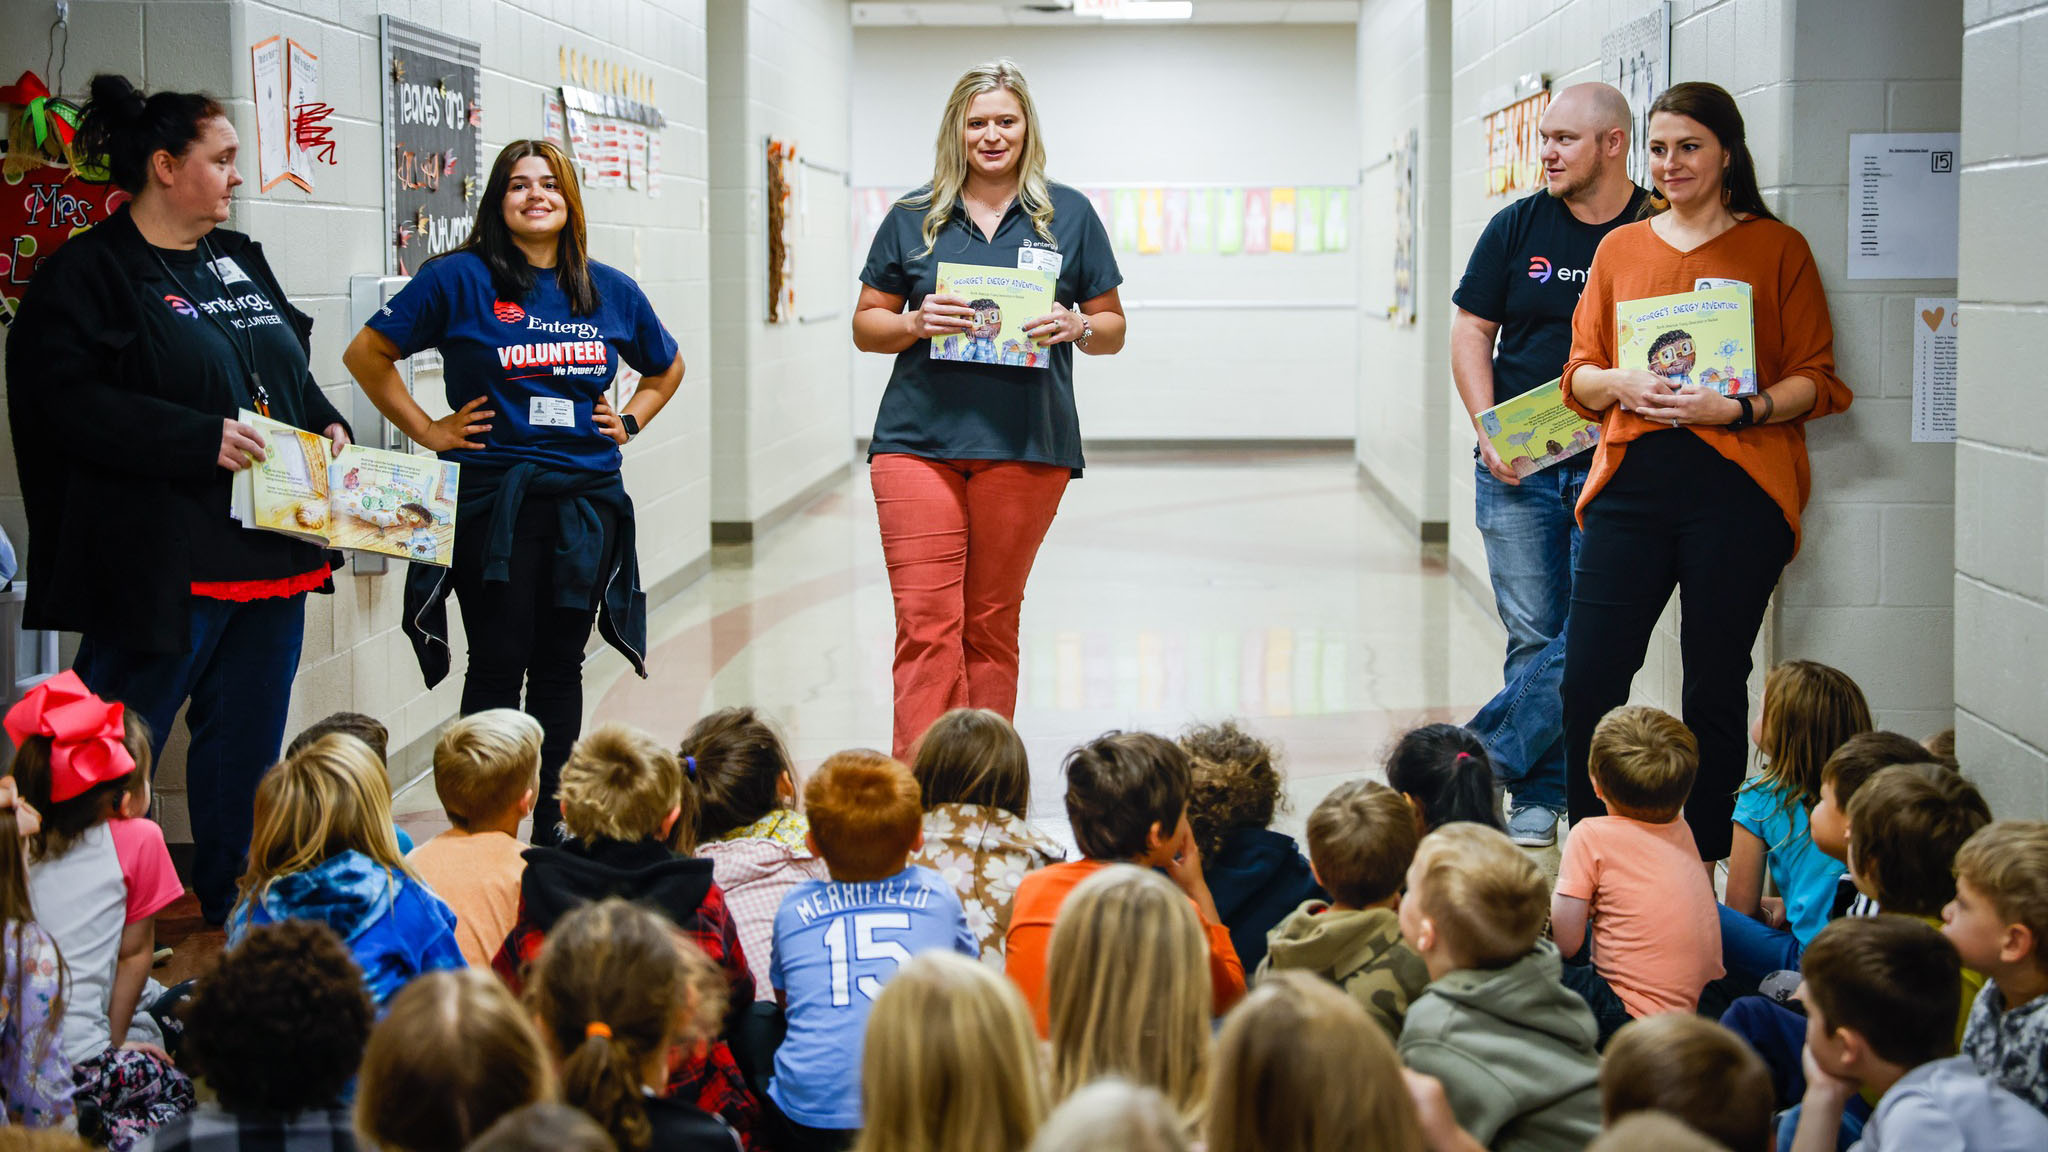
[163,294,198,319]
[1528,256,1554,283]
[492,300,527,324]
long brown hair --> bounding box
[355,970,556,1152]
[913,709,1031,818]
[456,139,599,315]
[1641,81,1778,222]
[1750,660,1871,812]
[679,707,795,841]
[1207,973,1424,1152]
[526,899,727,1152]
[0,777,66,1084]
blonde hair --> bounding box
[1207,971,1423,1152]
[1409,823,1550,969]
[1046,865,1209,1126]
[1752,660,1871,811]
[904,59,1056,256]
[557,723,686,847]
[239,734,413,907]
[1955,821,2048,971]
[1028,1079,1191,1152]
[527,899,726,1152]
[1588,706,1699,822]
[433,709,542,829]
[853,951,1047,1152]
[355,969,556,1152]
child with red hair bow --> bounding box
[8,671,192,1148]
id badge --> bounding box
[1695,277,1749,291]
[1018,246,1064,278]
[529,396,575,428]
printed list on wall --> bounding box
[381,17,483,276]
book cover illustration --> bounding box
[930,263,1057,369]
[1476,379,1599,477]
[1616,284,1758,398]
[232,411,460,566]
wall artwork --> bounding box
[1485,87,1550,198]
[1392,128,1419,324]
[381,17,483,275]
[0,70,130,327]
[767,138,795,323]
[1601,3,1671,190]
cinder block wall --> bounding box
[1955,0,2048,818]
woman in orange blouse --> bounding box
[1558,82,1853,861]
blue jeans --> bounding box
[74,593,307,922]
[1719,903,1806,988]
[1467,460,1585,814]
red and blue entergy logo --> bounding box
[163,294,198,318]
[1527,256,1554,283]
[492,300,526,324]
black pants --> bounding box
[1562,430,1792,860]
[450,494,616,846]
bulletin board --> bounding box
[381,16,484,275]
[793,157,851,324]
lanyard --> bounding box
[148,236,274,417]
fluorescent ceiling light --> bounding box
[1102,1,1194,19]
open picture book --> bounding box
[229,410,460,567]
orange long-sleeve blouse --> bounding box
[1560,217,1853,555]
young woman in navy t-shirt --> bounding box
[344,140,685,844]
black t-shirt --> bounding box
[1452,187,1649,411]
[860,182,1122,474]
[135,240,333,580]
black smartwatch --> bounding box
[1728,395,1756,429]
[620,413,641,441]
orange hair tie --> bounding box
[585,1021,612,1040]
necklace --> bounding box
[148,235,273,417]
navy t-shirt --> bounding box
[368,251,677,473]
[1452,187,1648,417]
[861,182,1122,474]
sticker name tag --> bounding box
[529,396,575,428]
[1018,247,1064,277]
[1695,277,1748,291]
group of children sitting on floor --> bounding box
[1,657,2046,1152]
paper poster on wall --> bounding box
[251,37,290,192]
[1161,189,1189,254]
[1242,188,1270,253]
[1323,189,1350,252]
[565,107,592,178]
[1602,3,1671,191]
[1912,297,1958,442]
[284,39,324,192]
[1393,129,1420,322]
[1186,188,1215,253]
[1296,188,1324,253]
[1084,188,1112,229]
[625,124,647,190]
[1269,187,1296,253]
[1138,188,1164,254]
[647,132,661,197]
[1215,188,1243,254]
[543,91,565,147]
[1848,132,1961,279]
[1111,190,1141,252]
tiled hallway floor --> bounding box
[396,448,1510,849]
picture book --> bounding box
[229,411,460,567]
[1476,379,1599,477]
[1616,284,1759,397]
[931,262,1056,369]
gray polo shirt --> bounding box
[860,182,1122,474]
[1855,1056,2048,1151]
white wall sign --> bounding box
[1912,297,1958,443]
[1848,132,1960,280]
[1601,3,1671,191]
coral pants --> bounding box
[870,453,1070,760]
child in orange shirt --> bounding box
[406,709,541,969]
[1552,706,1723,1047]
[1005,731,1244,1037]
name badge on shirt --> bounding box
[1695,277,1749,291]
[1018,247,1064,277]
[529,396,575,428]
[208,256,253,285]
